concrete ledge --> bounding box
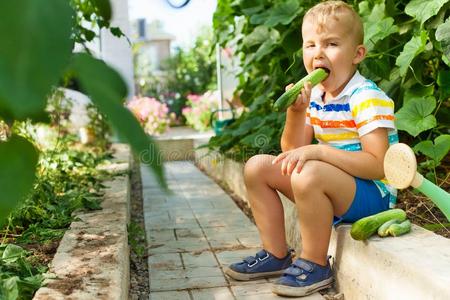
[195,147,450,299]
[33,144,131,300]
[155,127,213,161]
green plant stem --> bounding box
[365,44,404,59]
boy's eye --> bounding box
[329,42,338,46]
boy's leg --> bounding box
[290,160,356,266]
[223,154,295,281]
[244,154,295,258]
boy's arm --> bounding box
[318,127,389,180]
[280,108,314,152]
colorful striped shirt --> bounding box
[305,71,398,207]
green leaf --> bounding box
[405,0,449,25]
[2,244,26,264]
[395,31,428,76]
[249,1,300,27]
[395,95,437,136]
[414,134,450,165]
[436,18,450,62]
[437,70,450,98]
[0,0,73,121]
[265,1,300,27]
[404,84,434,103]
[69,53,167,190]
[91,0,112,21]
[243,25,271,47]
[364,18,398,50]
[0,136,38,225]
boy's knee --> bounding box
[290,160,323,194]
[244,154,273,184]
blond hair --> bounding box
[303,1,364,44]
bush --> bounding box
[182,91,219,132]
[126,97,170,135]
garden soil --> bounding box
[129,159,150,300]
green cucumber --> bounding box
[377,219,401,237]
[350,208,407,240]
[386,219,411,237]
[273,68,328,111]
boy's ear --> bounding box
[353,44,367,64]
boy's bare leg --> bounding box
[244,154,296,259]
[290,160,356,266]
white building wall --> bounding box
[100,0,135,97]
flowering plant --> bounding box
[126,96,170,135]
[182,91,219,132]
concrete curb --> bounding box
[194,145,450,299]
[33,144,131,300]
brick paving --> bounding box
[142,161,324,300]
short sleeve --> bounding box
[350,90,396,137]
[305,106,311,125]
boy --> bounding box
[224,0,398,297]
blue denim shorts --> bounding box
[334,177,390,225]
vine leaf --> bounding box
[436,18,450,63]
[395,30,428,76]
[395,96,436,137]
[405,0,449,25]
[0,0,73,122]
[69,53,167,190]
[414,134,450,166]
[91,0,112,22]
[0,136,38,225]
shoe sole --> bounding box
[224,266,285,281]
[271,277,333,297]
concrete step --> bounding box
[33,144,131,300]
[195,146,450,300]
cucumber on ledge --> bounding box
[350,208,407,240]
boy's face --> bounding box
[302,16,365,98]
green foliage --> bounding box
[0,0,166,226]
[209,0,450,169]
[0,137,38,225]
[128,222,146,258]
[0,244,44,300]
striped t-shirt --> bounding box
[305,71,398,207]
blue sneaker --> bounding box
[272,256,333,296]
[224,249,293,281]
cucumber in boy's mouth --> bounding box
[273,68,329,111]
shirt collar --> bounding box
[310,70,364,102]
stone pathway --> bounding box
[142,161,324,300]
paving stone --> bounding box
[145,219,200,230]
[147,229,176,242]
[175,228,205,241]
[148,253,182,270]
[208,238,242,250]
[145,214,171,226]
[232,284,325,300]
[151,276,228,292]
[150,290,190,300]
[191,287,234,300]
[203,226,258,236]
[148,240,209,254]
[238,236,262,248]
[182,251,218,268]
[199,217,254,228]
[150,266,223,280]
[168,210,196,219]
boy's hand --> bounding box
[272,145,323,176]
[285,81,312,112]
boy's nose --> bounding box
[313,46,325,58]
